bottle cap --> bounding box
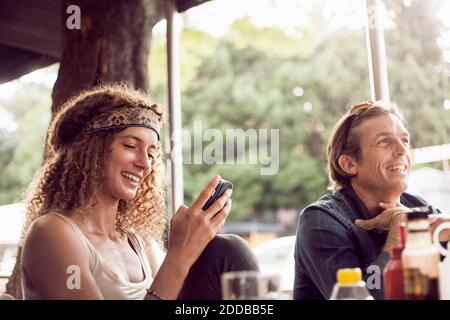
[337,268,362,284]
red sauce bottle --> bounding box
[384,223,406,300]
[384,246,405,300]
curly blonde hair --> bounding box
[23,83,167,245]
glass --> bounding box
[432,221,450,300]
[221,271,282,300]
[403,215,440,300]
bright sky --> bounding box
[184,0,312,36]
[0,66,57,99]
[181,0,450,36]
[0,67,57,131]
[0,108,16,132]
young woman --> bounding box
[20,84,258,300]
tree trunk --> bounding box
[6,0,165,299]
[52,0,165,113]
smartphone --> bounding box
[202,179,233,211]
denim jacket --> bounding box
[293,187,439,300]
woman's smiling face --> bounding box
[101,126,159,201]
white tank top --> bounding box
[22,213,153,300]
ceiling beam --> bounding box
[0,0,62,58]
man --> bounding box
[293,101,448,300]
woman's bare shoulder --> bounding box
[23,212,87,262]
[26,213,76,239]
[21,213,101,299]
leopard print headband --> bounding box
[83,106,160,140]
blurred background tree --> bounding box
[1,0,449,222]
[150,0,450,220]
[0,82,52,204]
[385,0,450,147]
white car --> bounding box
[252,236,296,292]
[0,203,26,293]
[0,203,25,276]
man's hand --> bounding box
[354,202,411,254]
[354,202,410,231]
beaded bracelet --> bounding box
[146,288,166,300]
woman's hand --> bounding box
[147,175,232,300]
[167,175,232,268]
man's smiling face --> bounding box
[350,113,411,197]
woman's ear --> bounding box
[338,154,357,176]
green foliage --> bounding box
[384,0,450,148]
[0,83,51,204]
[149,0,449,220]
[227,18,320,59]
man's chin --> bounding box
[389,180,408,194]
